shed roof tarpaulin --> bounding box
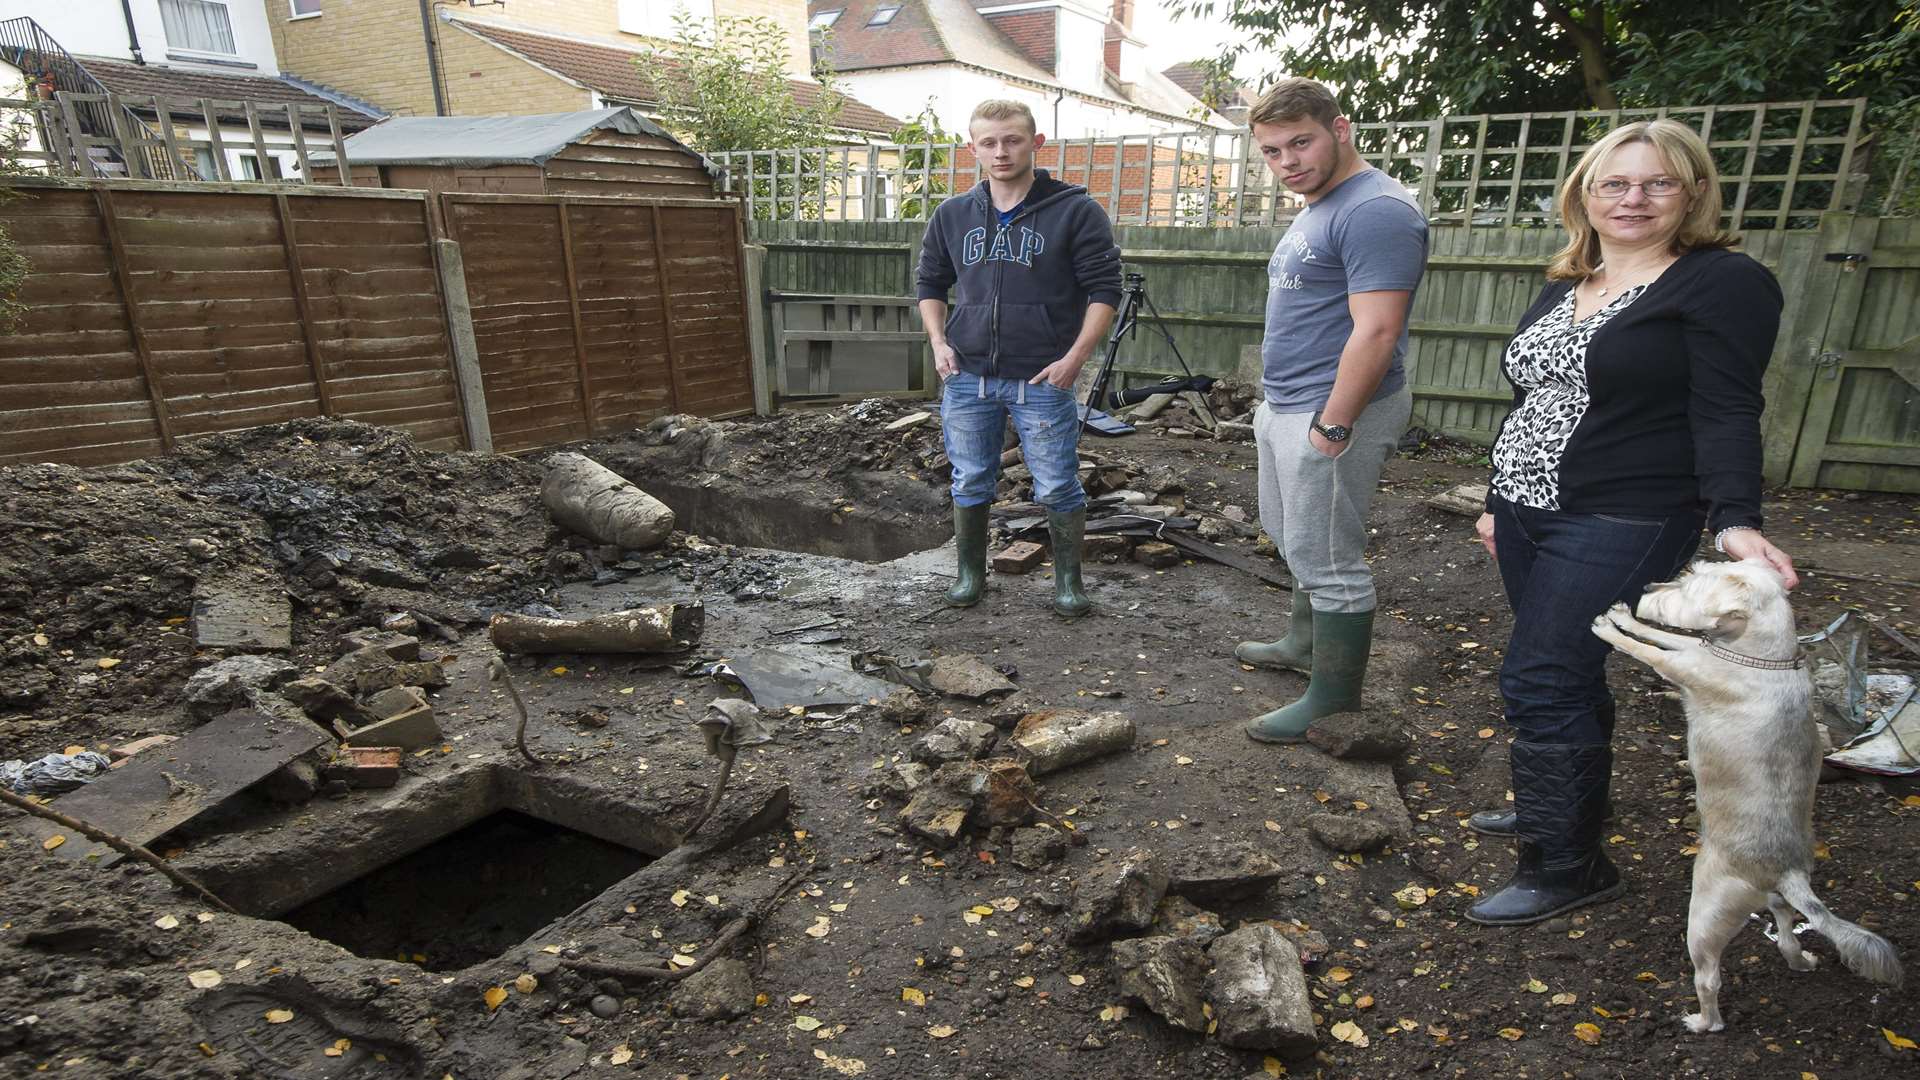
[310,106,716,175]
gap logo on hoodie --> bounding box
[961,225,1047,267]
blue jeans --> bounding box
[1492,495,1702,745]
[942,372,1085,511]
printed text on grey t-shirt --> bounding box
[1261,169,1429,413]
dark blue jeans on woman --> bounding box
[1492,494,1704,746]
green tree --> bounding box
[0,107,35,331]
[641,14,848,218]
[892,103,953,220]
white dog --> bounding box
[1590,560,1902,1033]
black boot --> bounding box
[1467,742,1624,926]
[1468,701,1615,836]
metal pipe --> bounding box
[417,0,448,116]
[117,0,143,64]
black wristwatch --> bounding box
[1310,412,1351,443]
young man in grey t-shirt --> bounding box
[1235,78,1428,744]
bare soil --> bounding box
[0,408,1915,1079]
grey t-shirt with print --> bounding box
[1261,168,1428,412]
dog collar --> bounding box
[1705,640,1804,669]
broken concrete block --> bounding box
[1132,541,1180,569]
[1009,825,1068,870]
[975,759,1037,828]
[364,685,427,721]
[1110,935,1210,1032]
[1010,708,1135,776]
[1068,847,1168,943]
[1269,923,1330,966]
[324,646,450,697]
[281,676,376,727]
[991,541,1047,575]
[877,688,932,726]
[1214,420,1255,443]
[1152,896,1226,948]
[1167,839,1286,903]
[257,757,322,804]
[192,574,292,650]
[1426,482,1490,517]
[928,654,1017,699]
[1206,925,1317,1056]
[338,699,441,752]
[1303,712,1410,761]
[898,786,971,848]
[986,692,1036,730]
[668,958,755,1021]
[1083,533,1133,563]
[910,718,998,765]
[182,655,298,721]
[868,761,932,800]
[339,629,422,662]
[1305,813,1394,853]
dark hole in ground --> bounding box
[642,480,950,562]
[278,809,649,971]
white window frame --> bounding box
[809,9,843,29]
[160,0,239,57]
[867,6,901,25]
[289,0,323,20]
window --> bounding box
[809,9,842,29]
[160,0,237,55]
[290,0,322,17]
[867,6,900,25]
[236,153,264,181]
[617,0,715,38]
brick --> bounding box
[338,703,442,751]
[339,746,402,789]
[991,541,1047,574]
[1132,541,1180,568]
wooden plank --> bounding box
[90,187,173,451]
[1788,215,1883,486]
[275,192,334,416]
[286,103,314,182]
[555,201,598,432]
[650,205,688,412]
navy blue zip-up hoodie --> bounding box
[915,169,1122,382]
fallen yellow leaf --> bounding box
[609,1044,633,1065]
[1013,976,1035,988]
[265,1009,294,1024]
[1634,971,1658,982]
[1477,728,1495,738]
[1067,974,1086,986]
[1329,1019,1369,1047]
[1354,994,1374,1009]
[42,835,65,851]
[1551,992,1577,1006]
[1525,978,1548,993]
[1904,795,1920,808]
[794,1016,823,1031]
[1327,967,1352,983]
[514,974,537,995]
[483,987,508,1010]
[969,905,995,916]
[901,987,926,1007]
[1886,1027,1917,1051]
[1573,1022,1602,1045]
[928,1024,956,1039]
[806,917,831,938]
[789,993,813,1005]
[671,889,690,907]
[187,970,222,989]
[323,1039,351,1058]
[814,1049,867,1075]
[1498,1027,1524,1041]
[1263,1056,1286,1077]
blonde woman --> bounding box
[1464,120,1798,926]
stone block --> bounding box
[1132,542,1179,569]
[338,701,441,751]
[1206,925,1317,1056]
[1068,847,1167,943]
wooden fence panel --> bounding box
[446,193,755,454]
[0,178,465,467]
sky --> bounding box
[1132,0,1287,82]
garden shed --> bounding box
[309,107,723,230]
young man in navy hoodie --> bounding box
[915,100,1122,617]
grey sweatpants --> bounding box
[1253,385,1412,613]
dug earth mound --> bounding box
[1,409,1913,1079]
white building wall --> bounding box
[0,60,49,169]
[0,0,280,74]
[1053,6,1107,98]
[837,65,1185,140]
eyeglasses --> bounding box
[1588,177,1688,199]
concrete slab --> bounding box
[191,574,292,650]
[23,708,331,865]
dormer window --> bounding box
[809,9,842,29]
[867,6,901,26]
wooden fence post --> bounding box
[91,186,174,451]
[649,206,688,412]
[743,243,772,416]
[433,237,493,452]
[555,201,599,433]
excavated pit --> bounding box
[278,809,650,971]
[640,480,951,563]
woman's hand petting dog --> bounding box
[1719,530,1798,589]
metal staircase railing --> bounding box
[0,15,184,178]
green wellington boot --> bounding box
[1245,606,1374,743]
[1234,587,1314,674]
[946,502,990,608]
[1048,507,1091,618]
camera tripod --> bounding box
[1079,272,1217,436]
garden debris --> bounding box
[489,603,705,655]
[1151,897,1226,947]
[181,655,299,721]
[703,648,897,710]
[928,654,1018,699]
[1206,925,1317,1056]
[0,750,113,796]
[336,688,441,752]
[540,451,675,551]
[1305,813,1394,853]
[18,708,330,866]
[1425,483,1489,517]
[191,573,292,650]
[1010,709,1136,775]
[910,719,998,765]
[1303,712,1412,761]
[1069,847,1168,943]
[1166,840,1286,903]
[1110,935,1210,1032]
[1009,824,1068,870]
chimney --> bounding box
[1111,0,1133,31]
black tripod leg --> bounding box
[1138,290,1220,427]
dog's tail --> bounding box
[1779,870,1904,986]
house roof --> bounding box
[810,0,1226,127]
[446,17,902,135]
[76,56,382,132]
[1161,61,1255,112]
[308,107,717,176]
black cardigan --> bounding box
[1490,247,1782,535]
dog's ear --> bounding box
[1705,576,1754,637]
[1736,557,1790,594]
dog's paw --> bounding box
[1682,1012,1725,1034]
[1607,602,1632,619]
[1787,952,1820,973]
